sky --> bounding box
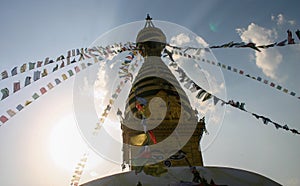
[0,0,299,185]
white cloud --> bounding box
[236,23,282,80]
[195,36,209,47]
[170,33,190,46]
[271,13,296,26]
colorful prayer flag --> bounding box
[44,57,50,65]
[42,69,48,77]
[16,104,24,111]
[40,87,47,94]
[75,66,80,73]
[202,93,212,102]
[1,88,9,100]
[13,82,20,93]
[283,88,288,93]
[37,61,43,67]
[25,100,32,106]
[6,109,16,117]
[47,83,54,89]
[55,78,61,85]
[33,71,41,81]
[62,74,68,80]
[20,63,27,73]
[276,85,282,90]
[1,70,8,79]
[32,93,39,100]
[0,115,8,123]
[29,62,35,70]
[196,90,206,99]
[60,61,65,68]
[11,66,18,76]
[68,70,74,76]
[52,64,59,72]
[23,76,31,87]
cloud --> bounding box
[195,36,209,47]
[236,23,282,80]
[170,33,190,46]
[271,13,296,26]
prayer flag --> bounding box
[276,85,282,90]
[33,71,41,81]
[52,64,59,72]
[60,61,65,68]
[1,88,9,100]
[24,76,31,86]
[62,74,68,80]
[270,82,275,87]
[257,77,262,81]
[37,61,43,67]
[0,115,8,123]
[68,70,74,76]
[11,66,17,76]
[283,88,288,93]
[1,70,8,79]
[32,93,39,100]
[148,130,157,144]
[55,78,61,85]
[47,83,54,89]
[42,69,48,77]
[290,92,296,96]
[7,109,16,117]
[16,104,24,111]
[29,62,35,70]
[20,63,27,73]
[213,96,220,105]
[13,82,20,93]
[40,87,47,94]
[25,100,32,106]
[44,57,50,65]
[202,93,212,102]
[75,66,80,73]
[196,90,206,99]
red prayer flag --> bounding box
[40,87,47,94]
[13,82,21,93]
[0,115,8,123]
[148,130,157,144]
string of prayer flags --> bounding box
[168,29,300,53]
[169,58,299,136]
[70,153,89,186]
[0,43,125,102]
[93,52,140,135]
[167,48,299,101]
[0,59,97,124]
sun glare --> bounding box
[49,114,88,172]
